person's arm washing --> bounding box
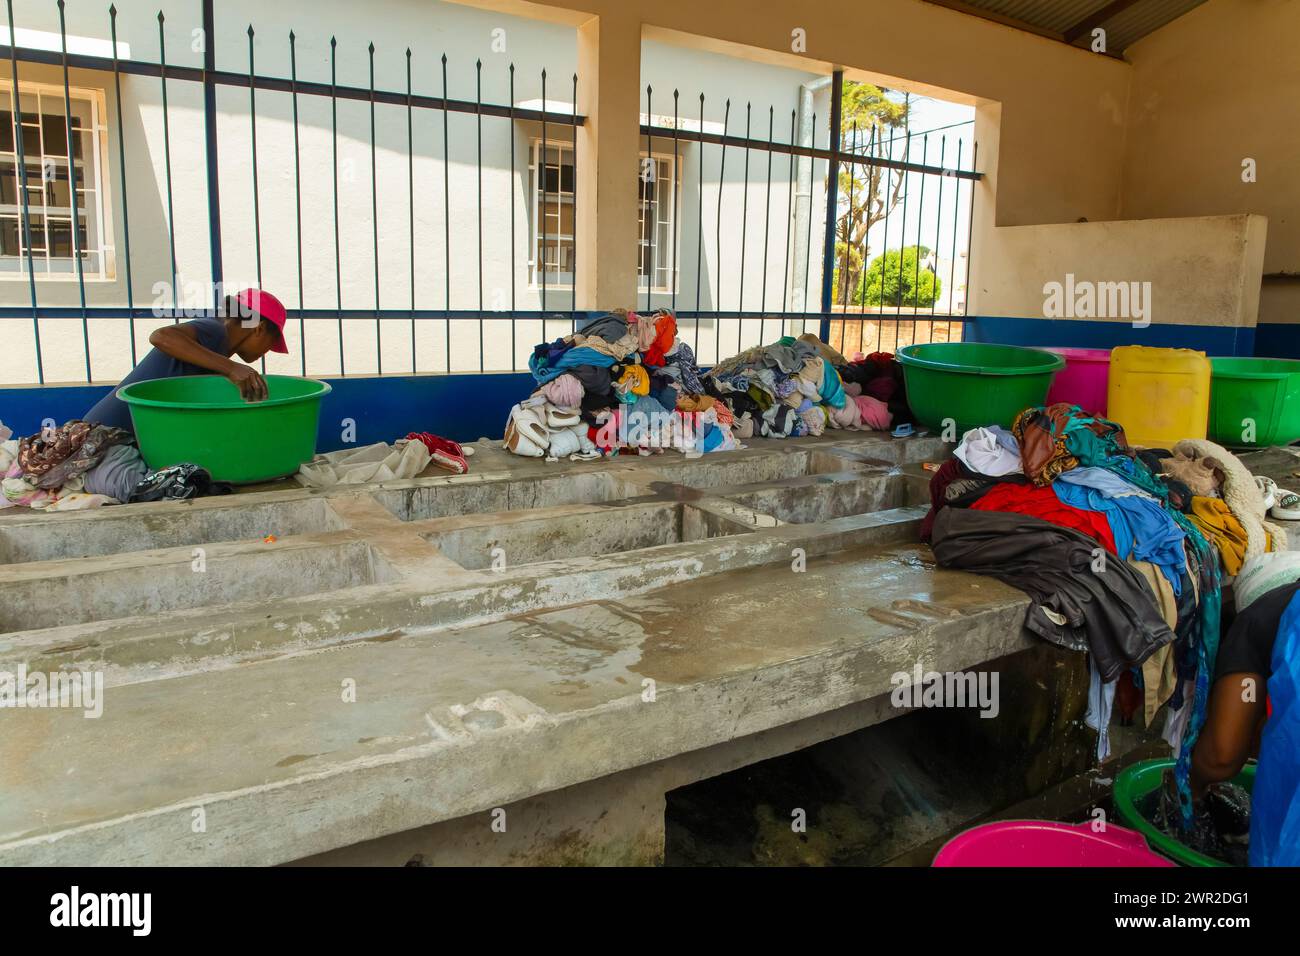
[84,289,290,434]
[146,321,270,401]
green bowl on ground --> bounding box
[896,342,1064,435]
[1113,757,1255,867]
[1208,357,1300,448]
[118,374,331,484]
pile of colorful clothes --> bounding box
[506,309,735,458]
[922,403,1289,827]
[0,419,149,511]
[0,418,245,510]
[703,334,897,439]
[504,322,917,459]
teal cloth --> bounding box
[818,358,846,409]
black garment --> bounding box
[127,463,233,503]
[1216,581,1300,680]
[85,317,230,434]
[930,507,1175,681]
[568,364,613,395]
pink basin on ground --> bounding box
[932,820,1175,867]
[1045,346,1111,415]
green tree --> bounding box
[833,83,910,304]
[858,246,941,309]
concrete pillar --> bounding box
[575,12,641,310]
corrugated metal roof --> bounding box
[1085,0,1210,53]
[926,0,1209,54]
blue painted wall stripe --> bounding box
[962,316,1258,357]
[3,316,1292,454]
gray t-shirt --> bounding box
[86,318,230,433]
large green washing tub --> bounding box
[118,374,331,484]
[1208,357,1300,448]
[1113,758,1255,867]
[897,343,1064,435]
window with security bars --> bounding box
[529,141,679,291]
[0,83,112,280]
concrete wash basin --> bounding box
[0,539,396,633]
[423,501,748,570]
[0,497,346,565]
[374,472,640,521]
[724,470,929,524]
[652,447,890,489]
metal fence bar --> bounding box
[781,109,794,319]
[441,54,450,372]
[290,31,305,375]
[508,63,515,369]
[637,120,977,180]
[57,0,91,381]
[370,43,382,374]
[108,4,135,365]
[157,12,178,319]
[569,71,577,332]
[930,135,946,319]
[0,44,584,126]
[671,89,679,317]
[406,48,415,372]
[248,25,265,372]
[329,37,343,373]
[693,93,703,355]
[910,134,929,349]
[963,142,978,317]
[201,0,221,299]
[7,0,42,382]
[736,101,750,349]
[759,104,773,339]
[539,69,547,317]
[475,58,483,372]
[642,84,651,313]
[714,98,729,360]
[818,70,843,344]
[803,109,815,325]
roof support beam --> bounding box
[1063,0,1145,44]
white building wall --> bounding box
[1,0,829,384]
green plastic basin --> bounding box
[897,343,1064,435]
[1208,357,1300,448]
[1113,758,1255,867]
[118,374,331,483]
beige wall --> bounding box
[1122,0,1299,327]
[977,214,1267,328]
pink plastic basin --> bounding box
[932,820,1175,867]
[1045,346,1111,415]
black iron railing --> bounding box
[1,0,979,385]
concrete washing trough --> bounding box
[0,432,1040,866]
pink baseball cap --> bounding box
[236,288,289,354]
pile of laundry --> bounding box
[703,333,898,439]
[505,309,735,458]
[921,403,1290,827]
[0,419,236,511]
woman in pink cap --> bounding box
[85,289,290,435]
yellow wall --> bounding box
[1122,0,1299,327]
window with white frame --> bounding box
[528,140,679,292]
[529,141,575,288]
[0,82,113,280]
[637,154,679,293]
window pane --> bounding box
[0,216,19,256]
